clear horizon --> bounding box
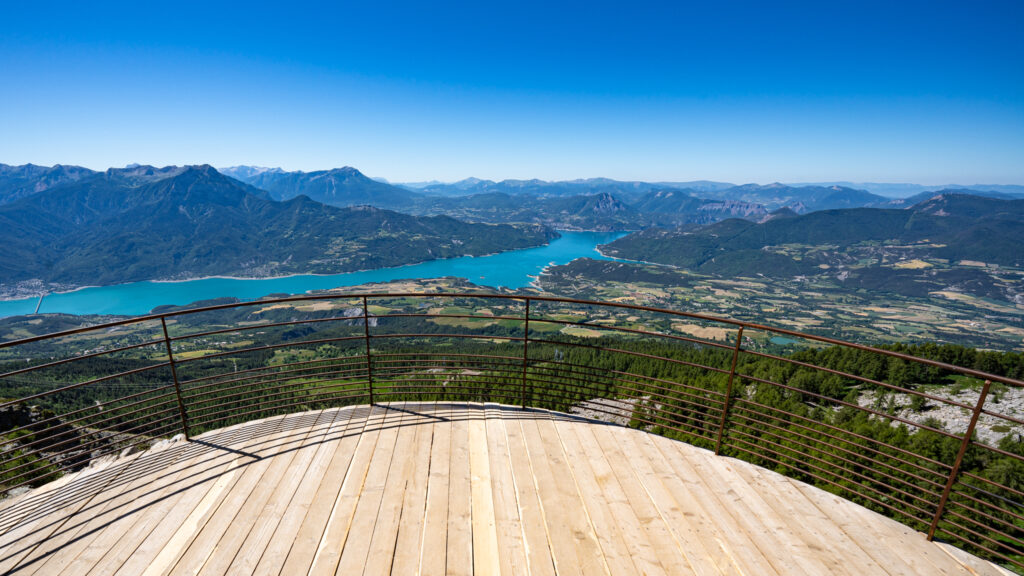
[2,1,1022,184]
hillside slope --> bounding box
[0,165,556,291]
[602,193,1024,274]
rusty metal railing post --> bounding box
[362,296,374,405]
[927,379,991,540]
[161,317,191,441]
[714,326,744,455]
[521,298,531,410]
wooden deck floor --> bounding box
[0,402,1009,575]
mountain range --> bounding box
[692,183,891,212]
[219,167,774,228]
[3,162,1022,298]
[11,162,1017,231]
[787,181,1024,198]
[630,190,769,223]
[601,193,1024,276]
[223,166,984,229]
[223,166,420,211]
[0,165,555,293]
[0,164,95,205]
[223,166,1024,226]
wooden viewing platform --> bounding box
[0,403,1009,575]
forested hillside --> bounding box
[0,166,556,291]
[603,194,1024,272]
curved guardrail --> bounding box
[0,292,1021,569]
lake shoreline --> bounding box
[0,237,565,303]
[594,246,680,268]
[0,231,627,318]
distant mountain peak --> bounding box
[178,164,226,179]
[453,177,492,189]
[225,165,418,209]
[569,177,618,185]
[0,163,98,205]
[105,164,189,184]
[590,192,627,213]
[331,166,363,175]
[218,165,285,181]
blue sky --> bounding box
[1,1,1022,183]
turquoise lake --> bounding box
[0,231,626,318]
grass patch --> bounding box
[175,348,220,360]
[560,326,604,338]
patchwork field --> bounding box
[538,258,1024,351]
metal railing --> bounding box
[0,292,1021,569]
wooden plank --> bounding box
[130,413,304,576]
[0,447,140,549]
[781,469,965,576]
[0,429,166,528]
[390,403,440,575]
[483,403,529,576]
[6,401,1008,576]
[301,403,390,575]
[0,469,76,524]
[243,405,358,575]
[583,421,694,576]
[32,436,210,575]
[839,489,969,576]
[569,419,674,576]
[445,403,474,576]
[624,431,741,576]
[520,411,609,575]
[546,413,648,576]
[0,450,149,574]
[332,402,408,574]
[12,453,154,575]
[419,403,452,576]
[276,404,380,575]
[647,430,781,575]
[934,541,1016,576]
[80,418,281,576]
[499,406,555,576]
[0,444,151,569]
[470,403,501,576]
[362,403,425,575]
[681,442,829,574]
[728,453,875,576]
[196,409,340,575]
[146,410,327,576]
